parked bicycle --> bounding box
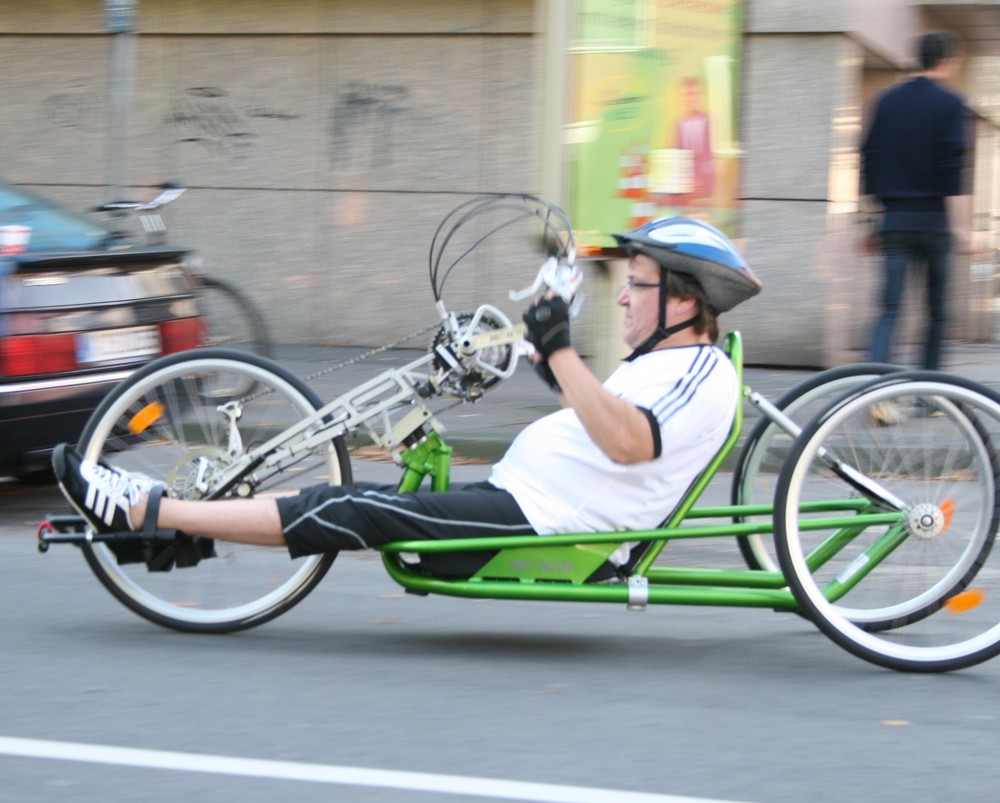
[94,184,273,358]
[38,195,1000,673]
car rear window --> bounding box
[0,184,109,252]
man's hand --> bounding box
[523,296,571,359]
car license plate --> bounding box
[77,325,162,366]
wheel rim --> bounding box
[778,379,1000,668]
[81,356,341,628]
[737,369,895,573]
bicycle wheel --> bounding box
[733,363,899,572]
[197,275,273,358]
[775,373,1000,672]
[76,349,351,633]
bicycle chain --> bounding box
[298,322,442,384]
[238,321,443,404]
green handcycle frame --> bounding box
[380,331,897,612]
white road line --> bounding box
[0,736,745,803]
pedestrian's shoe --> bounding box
[915,397,945,418]
[868,400,905,427]
[52,443,162,534]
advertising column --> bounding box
[568,0,744,246]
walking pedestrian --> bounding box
[861,29,968,371]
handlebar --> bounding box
[508,256,582,304]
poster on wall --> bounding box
[568,0,744,247]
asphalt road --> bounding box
[3,468,1000,803]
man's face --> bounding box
[617,252,699,350]
[617,253,664,350]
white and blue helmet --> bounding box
[612,217,762,313]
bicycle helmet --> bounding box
[612,216,762,358]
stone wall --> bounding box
[0,0,542,346]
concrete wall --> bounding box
[1,1,994,366]
[0,0,542,346]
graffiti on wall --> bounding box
[328,81,410,169]
[165,87,299,159]
[40,83,101,131]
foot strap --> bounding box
[141,485,170,539]
[141,486,217,570]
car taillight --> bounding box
[161,317,206,355]
[0,334,78,377]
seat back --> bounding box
[624,330,744,575]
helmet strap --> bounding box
[624,316,697,362]
[625,265,696,361]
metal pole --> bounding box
[104,0,137,202]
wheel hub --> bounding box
[167,446,235,499]
[905,503,946,540]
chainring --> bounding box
[431,311,514,398]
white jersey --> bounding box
[489,345,737,542]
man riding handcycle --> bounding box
[52,216,761,581]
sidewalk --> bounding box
[272,338,1000,467]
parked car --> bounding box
[0,181,206,479]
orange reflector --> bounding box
[945,588,986,615]
[939,498,955,533]
[128,402,165,434]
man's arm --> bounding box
[942,99,971,252]
[546,347,656,464]
[522,294,656,464]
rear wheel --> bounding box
[775,373,1000,672]
[198,275,273,358]
[733,363,898,571]
[77,349,350,633]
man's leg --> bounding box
[869,231,910,364]
[54,443,533,557]
[276,482,534,558]
[921,231,952,371]
[134,495,285,546]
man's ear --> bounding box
[671,295,698,315]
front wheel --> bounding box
[77,349,351,633]
[775,373,1000,672]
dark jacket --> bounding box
[861,76,967,232]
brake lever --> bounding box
[509,257,583,305]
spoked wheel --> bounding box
[76,349,351,633]
[732,363,898,572]
[197,275,273,358]
[775,372,1000,672]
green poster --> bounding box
[568,0,744,247]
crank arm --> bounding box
[37,514,178,552]
[470,323,527,350]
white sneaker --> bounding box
[53,443,162,533]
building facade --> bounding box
[1,0,998,368]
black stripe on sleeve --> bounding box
[638,406,662,459]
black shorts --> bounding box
[276,481,536,562]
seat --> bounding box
[586,330,745,581]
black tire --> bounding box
[733,363,899,571]
[77,349,351,633]
[198,275,273,358]
[775,372,1000,672]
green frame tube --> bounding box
[376,331,909,612]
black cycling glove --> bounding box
[523,296,571,359]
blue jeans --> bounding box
[869,230,952,370]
